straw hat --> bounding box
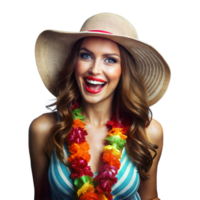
[35,13,170,106]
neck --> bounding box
[81,98,113,127]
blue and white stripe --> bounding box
[111,148,141,200]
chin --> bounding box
[81,95,104,105]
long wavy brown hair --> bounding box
[47,37,158,181]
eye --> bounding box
[80,53,92,60]
[105,57,117,64]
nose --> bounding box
[89,59,102,75]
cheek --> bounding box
[107,66,122,82]
[75,60,90,77]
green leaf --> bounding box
[74,175,93,191]
[72,108,85,121]
[105,136,126,150]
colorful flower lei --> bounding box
[66,102,129,200]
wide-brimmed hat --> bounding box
[35,13,170,106]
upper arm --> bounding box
[138,119,163,200]
[29,113,56,200]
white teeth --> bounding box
[86,79,105,85]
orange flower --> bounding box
[108,128,127,140]
[68,142,91,163]
[80,192,100,200]
[73,119,86,129]
[103,152,121,169]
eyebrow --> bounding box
[79,47,120,58]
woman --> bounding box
[29,13,170,200]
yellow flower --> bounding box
[108,128,127,140]
[77,181,95,197]
[104,145,122,159]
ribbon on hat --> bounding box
[88,30,113,34]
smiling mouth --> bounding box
[83,78,107,94]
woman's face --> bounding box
[75,37,121,104]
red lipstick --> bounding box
[83,76,107,94]
[84,76,106,83]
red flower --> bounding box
[94,164,118,193]
[66,127,87,145]
[70,157,93,179]
[107,117,129,134]
[72,102,79,111]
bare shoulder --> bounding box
[145,118,163,146]
[29,112,57,157]
[29,112,57,135]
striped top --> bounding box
[48,113,141,200]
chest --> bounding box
[84,123,109,173]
